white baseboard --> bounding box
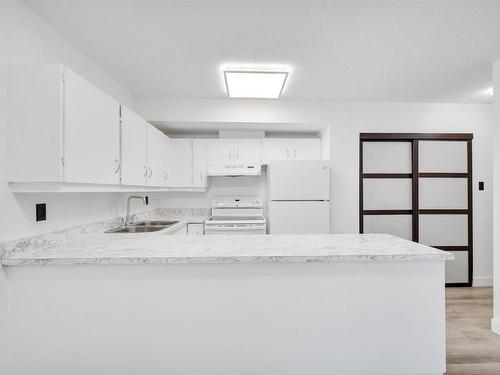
[492,318,500,335]
[473,276,493,287]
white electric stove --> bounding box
[204,197,267,235]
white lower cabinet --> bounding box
[187,223,204,235]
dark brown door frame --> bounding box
[359,133,473,287]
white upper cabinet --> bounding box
[262,138,321,163]
[207,139,234,165]
[192,139,208,188]
[6,64,120,185]
[262,139,291,163]
[233,139,262,165]
[167,139,193,188]
[207,139,262,166]
[146,124,166,187]
[63,68,120,184]
[163,136,171,186]
[292,139,321,160]
[121,106,147,186]
[6,64,64,182]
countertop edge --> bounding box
[1,253,454,266]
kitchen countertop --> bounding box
[1,233,453,266]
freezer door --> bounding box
[268,201,330,234]
[268,161,330,200]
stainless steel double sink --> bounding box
[105,220,179,234]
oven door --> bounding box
[204,223,266,235]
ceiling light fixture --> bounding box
[223,68,289,99]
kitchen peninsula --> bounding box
[1,231,451,375]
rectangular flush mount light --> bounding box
[224,70,288,98]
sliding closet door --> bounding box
[359,133,473,287]
[418,140,472,286]
[360,141,414,241]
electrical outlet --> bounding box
[145,196,149,205]
[36,203,46,222]
[479,181,485,191]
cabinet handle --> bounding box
[143,166,147,177]
[294,149,297,159]
[148,167,152,178]
[164,171,168,182]
[200,171,203,182]
[229,150,232,160]
[286,149,290,159]
[114,159,120,173]
[237,149,239,159]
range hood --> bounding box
[207,164,262,177]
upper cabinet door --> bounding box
[63,68,120,184]
[192,139,208,188]
[163,135,171,186]
[234,139,262,165]
[121,106,147,186]
[207,139,234,165]
[167,139,193,187]
[292,139,321,160]
[146,124,166,187]
[262,139,291,163]
[5,64,64,182]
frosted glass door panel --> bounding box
[419,215,468,246]
[363,215,412,240]
[419,141,467,173]
[363,142,411,173]
[445,251,469,284]
[419,178,468,209]
[363,179,412,210]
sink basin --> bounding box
[105,220,180,234]
[131,220,179,227]
[105,226,166,233]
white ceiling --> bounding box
[25,0,500,103]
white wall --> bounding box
[151,175,265,209]
[0,0,139,242]
[138,98,493,286]
[492,59,500,334]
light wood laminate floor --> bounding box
[446,287,500,374]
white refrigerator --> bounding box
[267,160,330,234]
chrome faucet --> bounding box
[125,196,147,226]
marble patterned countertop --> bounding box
[1,231,453,266]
